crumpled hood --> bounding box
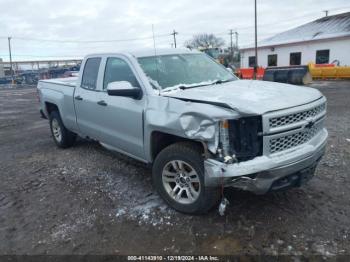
[161,80,323,115]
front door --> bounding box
[96,56,145,160]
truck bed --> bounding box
[39,77,78,87]
[37,77,78,133]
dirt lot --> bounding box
[0,81,349,256]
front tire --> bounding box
[49,111,76,148]
[152,142,220,214]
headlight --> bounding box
[218,120,232,161]
[218,117,263,163]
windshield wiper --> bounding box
[162,79,235,92]
[178,83,209,90]
[178,79,234,90]
[212,79,235,85]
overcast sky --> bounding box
[0,0,349,61]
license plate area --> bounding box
[296,164,317,186]
[270,163,317,191]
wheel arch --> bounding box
[149,130,207,163]
[45,102,59,116]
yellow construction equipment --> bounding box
[308,63,350,79]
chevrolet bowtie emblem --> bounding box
[305,119,315,129]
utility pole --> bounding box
[254,0,258,80]
[235,31,238,49]
[171,30,178,48]
[229,29,234,63]
[8,37,14,84]
[229,30,239,64]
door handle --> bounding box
[75,96,83,101]
[97,100,107,106]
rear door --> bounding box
[74,57,103,139]
[95,56,146,160]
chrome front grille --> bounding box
[269,119,323,154]
[269,102,326,129]
[263,98,327,155]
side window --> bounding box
[81,57,101,90]
[316,50,330,64]
[248,56,256,67]
[268,54,277,66]
[103,57,140,90]
[290,52,301,65]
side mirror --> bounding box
[107,81,142,99]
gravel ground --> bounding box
[0,81,349,256]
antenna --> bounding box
[152,24,157,57]
[151,24,161,91]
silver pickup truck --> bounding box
[37,48,328,214]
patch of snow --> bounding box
[115,193,177,226]
[50,214,96,242]
[115,208,126,217]
[56,166,184,228]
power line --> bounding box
[166,6,350,41]
[1,5,350,61]
[167,7,350,39]
[0,54,84,58]
[225,5,350,31]
[2,5,348,46]
[1,5,349,43]
[9,34,171,44]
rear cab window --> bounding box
[81,57,101,90]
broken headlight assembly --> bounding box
[217,116,263,163]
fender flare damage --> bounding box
[144,96,240,160]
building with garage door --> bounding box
[240,12,350,68]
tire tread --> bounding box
[152,142,220,214]
[49,111,76,148]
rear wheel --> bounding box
[49,111,76,148]
[152,142,220,214]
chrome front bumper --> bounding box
[204,128,328,194]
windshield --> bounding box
[137,53,237,90]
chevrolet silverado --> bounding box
[37,49,328,214]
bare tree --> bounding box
[184,34,225,49]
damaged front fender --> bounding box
[144,95,239,162]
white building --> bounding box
[240,12,350,68]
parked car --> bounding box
[37,49,328,214]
